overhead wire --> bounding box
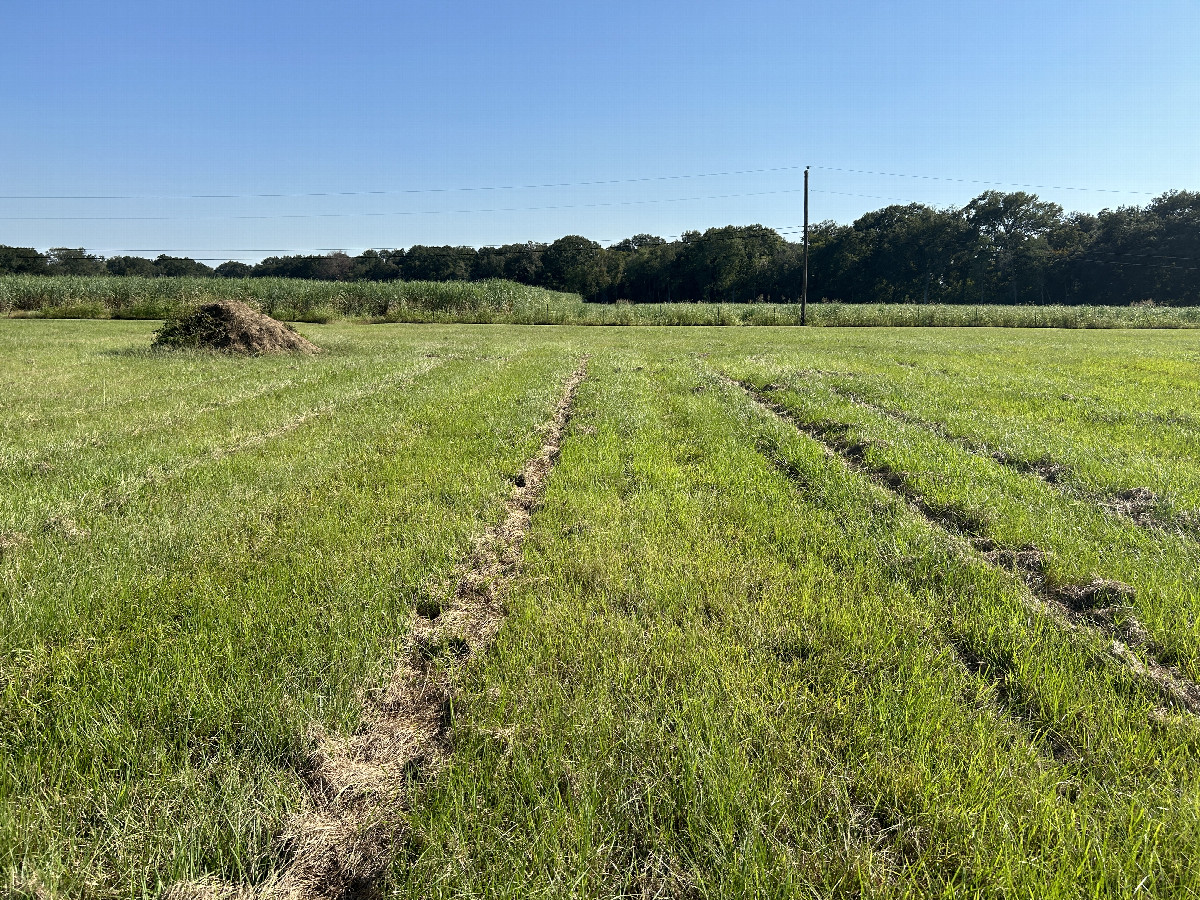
[1,162,1187,269]
[812,166,1160,196]
[0,186,813,221]
[0,165,812,201]
[0,162,1162,202]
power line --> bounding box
[813,166,1159,196]
[811,189,921,204]
[0,186,809,222]
[0,165,811,201]
[1,163,1163,204]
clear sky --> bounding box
[2,0,1198,262]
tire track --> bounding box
[167,358,588,900]
[811,379,1197,540]
[17,358,448,535]
[1,359,447,563]
[0,357,398,474]
[726,375,1200,718]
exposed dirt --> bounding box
[1106,641,1200,716]
[167,360,587,900]
[986,451,1070,485]
[1103,487,1160,525]
[41,516,87,541]
[153,301,320,354]
[1056,578,1136,611]
[0,531,25,558]
[972,540,1046,582]
[1052,578,1152,648]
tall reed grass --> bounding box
[3,276,1198,328]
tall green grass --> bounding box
[0,276,577,323]
[6,321,1200,897]
[4,276,1200,327]
[0,321,585,897]
[391,347,1200,898]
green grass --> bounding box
[737,329,1200,512]
[5,276,1200,327]
[3,321,1200,898]
[0,276,579,323]
[393,345,1200,898]
[1,320,584,896]
[710,332,1200,680]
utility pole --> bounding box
[801,165,810,325]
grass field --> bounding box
[3,320,1200,898]
[5,275,1200,328]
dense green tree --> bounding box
[253,252,354,280]
[610,234,666,253]
[105,256,156,277]
[1040,212,1098,304]
[349,250,401,281]
[964,191,1063,303]
[830,205,970,304]
[670,226,789,302]
[401,246,475,281]
[0,245,48,275]
[46,247,104,276]
[500,242,545,284]
[151,255,213,278]
[1142,191,1200,302]
[214,261,253,278]
[471,247,508,280]
[613,239,677,302]
[541,236,610,297]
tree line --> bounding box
[3,189,1197,305]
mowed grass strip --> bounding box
[6,323,1200,898]
[1,328,582,898]
[720,362,1200,685]
[0,321,510,533]
[387,352,1200,899]
[717,328,1200,518]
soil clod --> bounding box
[1056,578,1136,611]
[1104,487,1160,525]
[0,532,25,557]
[991,452,1069,484]
[976,542,1046,580]
[41,516,87,541]
[153,301,320,354]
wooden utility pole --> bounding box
[801,165,810,325]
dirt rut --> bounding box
[169,359,588,900]
[817,381,1189,537]
[729,376,1200,718]
[975,541,1200,716]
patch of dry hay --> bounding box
[153,301,320,354]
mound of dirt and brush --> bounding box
[153,300,320,354]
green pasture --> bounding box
[2,320,1199,898]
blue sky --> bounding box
[2,0,1198,262]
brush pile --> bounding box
[153,300,319,353]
